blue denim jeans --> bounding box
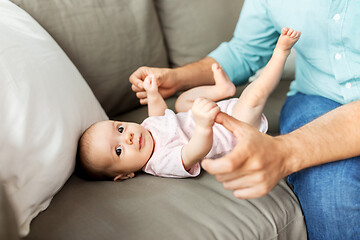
[280,93,360,240]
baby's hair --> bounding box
[76,122,111,180]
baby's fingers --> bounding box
[143,76,151,90]
[202,100,218,114]
[208,106,220,121]
[210,105,220,115]
[150,75,159,90]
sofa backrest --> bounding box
[155,0,244,67]
[11,0,245,118]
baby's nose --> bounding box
[125,133,134,145]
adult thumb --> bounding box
[215,112,248,136]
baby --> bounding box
[77,27,301,181]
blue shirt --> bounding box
[209,0,360,104]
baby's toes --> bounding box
[281,27,289,35]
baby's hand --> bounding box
[143,75,159,96]
[192,98,220,129]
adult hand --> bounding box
[201,112,291,199]
[129,66,178,104]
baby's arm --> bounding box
[143,75,168,117]
[181,98,220,171]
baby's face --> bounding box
[88,120,154,176]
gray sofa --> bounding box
[2,0,307,239]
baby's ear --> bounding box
[113,172,135,181]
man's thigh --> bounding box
[279,92,342,134]
[279,92,360,240]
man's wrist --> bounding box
[274,133,304,176]
[171,67,188,91]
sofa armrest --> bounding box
[0,184,19,240]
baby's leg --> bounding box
[175,63,236,112]
[232,27,301,129]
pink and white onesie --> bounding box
[141,98,268,178]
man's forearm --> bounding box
[174,57,217,91]
[279,100,360,174]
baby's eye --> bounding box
[118,126,124,133]
[116,146,122,156]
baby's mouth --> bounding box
[139,134,143,150]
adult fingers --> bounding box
[201,157,232,175]
[129,67,146,86]
[135,91,148,105]
[215,112,248,137]
[131,84,142,92]
[129,75,144,90]
[139,98,148,105]
[221,172,267,190]
[136,91,147,100]
[201,147,247,175]
[233,183,271,199]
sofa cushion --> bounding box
[0,1,107,236]
[11,0,169,117]
[155,0,244,67]
[24,87,306,240]
[24,173,306,240]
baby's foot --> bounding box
[275,27,301,54]
[211,63,236,99]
